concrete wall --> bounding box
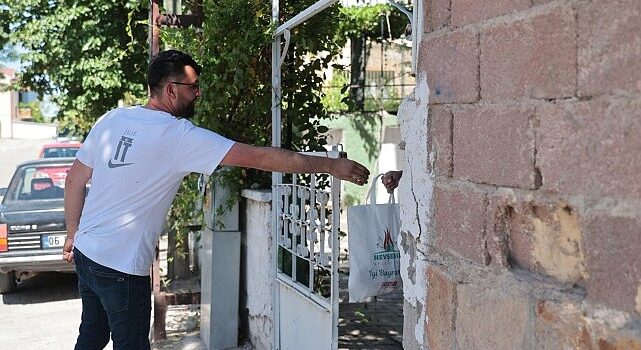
[399,0,641,348]
[12,121,57,139]
[239,189,273,349]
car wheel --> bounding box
[0,271,17,294]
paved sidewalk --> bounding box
[152,267,403,350]
[152,238,404,349]
[152,305,204,350]
[151,304,255,350]
[338,254,404,350]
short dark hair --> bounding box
[147,50,202,97]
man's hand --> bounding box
[382,170,403,193]
[62,237,74,263]
[330,158,370,185]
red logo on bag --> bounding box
[374,227,400,261]
[382,228,395,252]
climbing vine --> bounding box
[163,1,411,247]
[161,0,343,259]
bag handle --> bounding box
[366,174,395,205]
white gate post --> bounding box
[200,169,241,349]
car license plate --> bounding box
[42,234,66,249]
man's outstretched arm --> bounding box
[220,143,370,185]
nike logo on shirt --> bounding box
[108,159,134,168]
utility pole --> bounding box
[148,0,203,341]
[149,0,203,58]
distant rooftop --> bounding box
[0,67,16,78]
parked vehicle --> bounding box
[38,141,81,158]
[0,158,76,293]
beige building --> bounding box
[0,67,57,139]
[0,67,18,138]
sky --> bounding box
[3,61,19,70]
[0,43,23,70]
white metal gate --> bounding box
[272,152,341,350]
[270,1,418,348]
[270,1,342,348]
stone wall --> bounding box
[400,0,641,348]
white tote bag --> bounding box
[347,174,402,302]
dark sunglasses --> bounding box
[171,81,200,90]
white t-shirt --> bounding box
[73,106,235,275]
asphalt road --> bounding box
[0,138,52,188]
[0,138,94,349]
[0,138,212,349]
[0,272,83,349]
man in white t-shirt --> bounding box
[62,50,370,350]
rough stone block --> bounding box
[456,282,530,350]
[534,300,592,349]
[531,0,556,5]
[506,206,535,270]
[578,0,641,96]
[596,337,641,350]
[486,194,530,269]
[518,204,587,284]
[536,299,641,348]
[451,0,530,26]
[434,184,488,265]
[537,98,641,199]
[486,195,588,284]
[480,4,576,100]
[419,29,479,104]
[424,0,450,33]
[429,105,452,177]
[583,214,641,314]
[452,104,536,189]
[426,266,457,350]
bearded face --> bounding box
[177,97,197,119]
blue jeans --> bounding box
[73,248,151,350]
